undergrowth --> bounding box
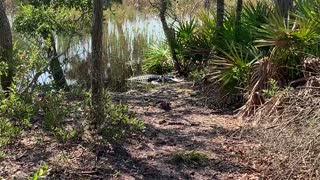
[98,93,145,144]
[171,150,209,167]
[248,79,320,179]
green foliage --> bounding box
[262,79,280,98]
[19,0,92,11]
[189,70,205,85]
[0,62,8,77]
[30,163,49,180]
[52,127,79,143]
[0,118,22,148]
[209,44,261,92]
[171,150,209,167]
[0,87,35,156]
[98,93,145,144]
[38,92,68,130]
[14,4,81,38]
[0,87,35,126]
[0,150,6,160]
[242,0,270,37]
[143,42,173,74]
[175,18,211,73]
[253,4,320,82]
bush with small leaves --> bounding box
[37,91,69,130]
[0,118,21,149]
[0,87,35,127]
[98,93,145,144]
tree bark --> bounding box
[91,0,104,126]
[204,0,210,10]
[235,0,243,40]
[216,0,225,32]
[159,0,182,75]
[0,1,14,93]
[47,35,69,90]
[274,0,293,18]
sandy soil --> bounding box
[0,82,262,179]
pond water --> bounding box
[40,10,166,91]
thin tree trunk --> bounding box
[0,1,14,93]
[48,35,69,90]
[204,0,210,10]
[215,0,225,51]
[91,0,104,127]
[159,0,182,75]
[235,0,243,40]
[274,0,293,18]
[216,0,225,32]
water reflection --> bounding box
[58,13,165,92]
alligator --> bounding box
[127,74,183,83]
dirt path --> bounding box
[114,82,260,179]
[1,82,261,179]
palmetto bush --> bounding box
[208,43,261,92]
[199,1,270,93]
[239,0,320,114]
[188,0,320,111]
[143,42,173,75]
[175,18,211,73]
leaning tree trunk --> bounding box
[274,0,293,18]
[91,0,104,127]
[159,0,182,75]
[47,35,68,90]
[235,0,243,41]
[0,1,14,93]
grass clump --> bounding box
[171,150,209,167]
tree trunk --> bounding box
[204,0,210,10]
[216,0,225,32]
[91,0,104,126]
[0,1,14,93]
[235,0,243,40]
[47,35,69,90]
[274,0,293,18]
[159,0,182,75]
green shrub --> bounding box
[98,93,145,144]
[0,87,36,157]
[38,92,69,130]
[176,18,211,73]
[0,118,21,148]
[208,43,261,92]
[190,70,205,85]
[143,42,173,74]
[262,79,280,98]
[0,87,35,127]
